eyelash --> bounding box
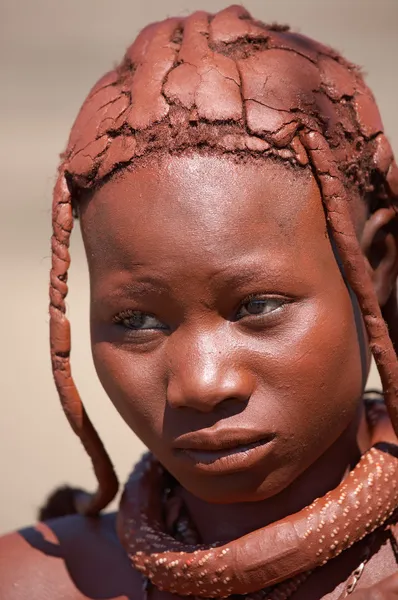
[112,295,290,333]
[113,310,167,331]
[235,293,288,320]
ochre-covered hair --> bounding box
[49,5,398,516]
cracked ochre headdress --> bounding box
[50,5,398,516]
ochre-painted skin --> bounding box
[84,157,365,508]
[2,4,398,599]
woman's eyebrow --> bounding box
[93,275,172,300]
[207,256,293,288]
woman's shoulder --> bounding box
[0,512,142,599]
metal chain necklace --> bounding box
[337,533,375,598]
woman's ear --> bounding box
[360,206,398,307]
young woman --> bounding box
[1,5,398,599]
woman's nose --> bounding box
[166,336,253,413]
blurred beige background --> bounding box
[0,0,396,535]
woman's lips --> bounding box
[173,432,276,473]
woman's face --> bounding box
[80,154,364,504]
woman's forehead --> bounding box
[82,154,321,237]
[79,154,337,279]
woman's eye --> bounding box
[236,297,286,320]
[114,311,166,331]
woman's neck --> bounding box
[178,407,369,545]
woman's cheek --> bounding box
[91,342,166,440]
[255,295,361,451]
